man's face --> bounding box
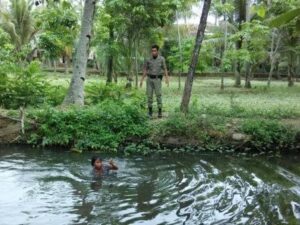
[151,48,158,57]
[94,159,102,170]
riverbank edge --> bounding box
[1,112,300,154]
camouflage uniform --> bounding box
[144,55,167,109]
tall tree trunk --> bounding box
[64,55,70,74]
[220,0,227,91]
[106,55,113,84]
[267,62,275,87]
[267,30,280,87]
[63,0,97,105]
[180,0,212,113]
[106,25,114,84]
[125,38,133,88]
[244,0,251,88]
[288,55,294,87]
[176,10,183,90]
[234,0,247,87]
[53,59,57,73]
[288,65,294,87]
[245,64,252,88]
[234,59,241,87]
[134,42,139,89]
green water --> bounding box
[0,145,300,225]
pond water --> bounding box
[0,145,300,225]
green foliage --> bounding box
[36,1,79,60]
[229,20,270,67]
[28,101,149,151]
[0,0,36,50]
[85,82,146,106]
[0,61,45,108]
[167,37,214,72]
[240,119,296,150]
[0,61,66,109]
[39,31,64,59]
[153,102,227,143]
[270,8,300,28]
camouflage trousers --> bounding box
[146,77,162,109]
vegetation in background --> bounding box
[28,100,149,152]
[0,0,299,154]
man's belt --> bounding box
[148,74,163,79]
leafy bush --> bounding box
[0,61,45,108]
[85,82,146,106]
[240,119,296,150]
[28,100,149,152]
[153,105,227,143]
[0,61,66,109]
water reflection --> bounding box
[0,146,300,225]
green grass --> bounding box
[45,72,300,119]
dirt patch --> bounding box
[281,118,300,131]
[0,115,21,143]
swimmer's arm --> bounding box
[109,159,118,170]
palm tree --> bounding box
[63,0,98,105]
[270,6,300,87]
[180,0,212,113]
[270,7,300,28]
[0,0,36,51]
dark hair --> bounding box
[151,44,159,51]
[91,156,102,166]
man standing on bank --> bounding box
[140,44,169,118]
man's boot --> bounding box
[148,107,153,118]
[158,108,162,118]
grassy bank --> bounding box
[46,73,300,119]
[1,72,300,154]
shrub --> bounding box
[240,119,296,150]
[85,82,146,107]
[153,105,227,143]
[28,100,149,152]
[0,61,66,109]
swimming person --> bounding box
[91,156,118,176]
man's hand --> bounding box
[109,159,118,170]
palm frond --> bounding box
[269,8,300,28]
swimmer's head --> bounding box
[91,156,103,169]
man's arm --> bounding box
[108,159,118,170]
[140,68,147,88]
[163,58,169,86]
[140,60,148,88]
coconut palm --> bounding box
[270,7,300,28]
[0,0,36,51]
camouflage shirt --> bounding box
[144,55,167,76]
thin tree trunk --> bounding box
[296,55,300,82]
[134,42,139,89]
[268,30,281,87]
[63,0,97,105]
[53,60,57,73]
[234,60,241,87]
[106,55,113,84]
[245,64,252,88]
[288,59,294,87]
[125,38,133,88]
[220,0,227,91]
[267,63,274,87]
[180,0,212,113]
[106,25,114,84]
[64,55,70,74]
[244,0,251,88]
[176,10,183,90]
